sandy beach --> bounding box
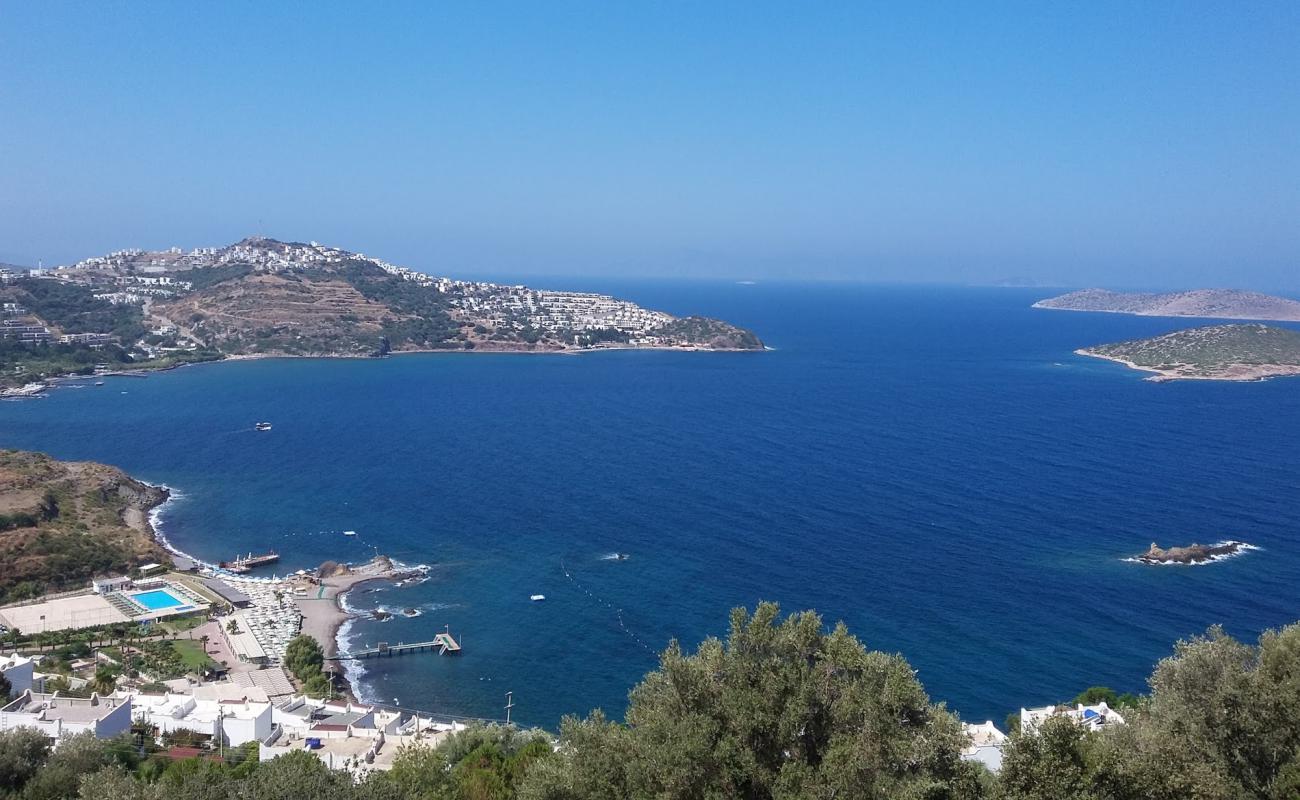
[295,558,418,657]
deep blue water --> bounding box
[3,283,1299,728]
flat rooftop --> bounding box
[4,693,126,722]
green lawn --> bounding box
[161,615,205,634]
[172,639,217,671]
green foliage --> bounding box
[375,725,553,800]
[15,731,137,800]
[177,263,255,292]
[997,622,1300,800]
[520,602,981,799]
[1090,323,1300,374]
[0,727,51,797]
[4,278,146,341]
[997,715,1096,800]
[0,338,130,389]
[10,611,1300,800]
[1070,686,1139,709]
[650,315,764,349]
[284,634,325,681]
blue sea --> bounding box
[3,283,1299,728]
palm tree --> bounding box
[199,634,210,654]
[89,665,117,695]
[226,619,241,635]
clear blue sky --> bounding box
[2,2,1297,288]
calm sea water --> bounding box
[3,283,1299,728]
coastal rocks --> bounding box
[1134,541,1254,565]
[317,560,350,579]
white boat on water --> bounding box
[530,594,546,602]
[343,530,357,536]
[255,422,272,431]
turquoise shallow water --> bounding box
[3,282,1299,727]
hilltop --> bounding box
[0,450,170,605]
[1078,323,1300,382]
[0,237,763,387]
[1033,288,1300,321]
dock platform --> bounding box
[332,628,462,660]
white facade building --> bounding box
[1021,701,1126,734]
[0,654,36,698]
[961,721,1008,772]
[0,691,132,740]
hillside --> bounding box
[1033,288,1300,321]
[29,237,765,359]
[0,450,170,604]
[1078,323,1300,381]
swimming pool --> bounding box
[128,588,188,611]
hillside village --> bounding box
[1,237,761,392]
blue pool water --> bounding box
[2,282,1299,728]
[130,589,187,611]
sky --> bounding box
[1,2,1297,288]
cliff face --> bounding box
[0,450,170,604]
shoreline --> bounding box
[141,477,409,704]
[2,342,765,400]
[1074,348,1300,383]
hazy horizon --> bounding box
[3,3,1296,289]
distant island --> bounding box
[1033,288,1300,322]
[1077,323,1300,382]
[1132,541,1255,565]
[0,237,763,390]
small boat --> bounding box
[343,530,357,536]
[255,422,272,431]
[94,381,105,386]
[530,594,546,602]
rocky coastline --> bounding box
[1132,541,1256,565]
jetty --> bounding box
[220,551,280,573]
[332,627,462,660]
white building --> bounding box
[0,691,132,740]
[126,685,273,747]
[263,695,466,774]
[961,721,1008,772]
[0,653,36,698]
[92,576,132,595]
[1020,701,1126,734]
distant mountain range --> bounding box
[1033,288,1300,322]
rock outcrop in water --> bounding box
[1135,541,1252,565]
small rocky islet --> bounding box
[1133,541,1254,565]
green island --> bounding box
[1077,323,1300,382]
[1,237,764,391]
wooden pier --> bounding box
[331,628,462,660]
[220,551,280,574]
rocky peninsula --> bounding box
[2,236,764,391]
[0,449,172,604]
